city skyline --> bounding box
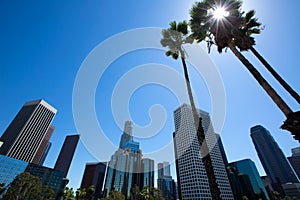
[0,0,299,191]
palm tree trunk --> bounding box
[228,42,293,117]
[250,46,300,104]
[180,50,221,200]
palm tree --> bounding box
[235,10,300,104]
[190,0,300,141]
[161,21,221,200]
[75,187,86,200]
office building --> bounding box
[157,162,176,200]
[81,162,107,198]
[32,125,55,165]
[173,104,233,200]
[104,121,155,199]
[251,125,299,195]
[288,147,300,180]
[141,158,154,188]
[54,134,80,178]
[0,99,56,163]
[0,155,28,188]
[39,142,52,166]
[25,163,64,199]
[227,159,269,200]
[282,183,300,199]
[119,121,133,149]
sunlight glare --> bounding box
[213,7,229,20]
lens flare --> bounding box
[213,7,229,20]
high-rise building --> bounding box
[81,162,107,198]
[54,134,79,178]
[251,125,299,195]
[0,155,28,189]
[0,99,56,163]
[32,125,55,165]
[227,159,270,200]
[105,121,142,198]
[119,121,133,149]
[25,163,64,199]
[282,183,300,199]
[173,104,233,200]
[38,142,52,166]
[104,121,155,199]
[141,158,154,188]
[157,162,176,200]
[288,147,300,180]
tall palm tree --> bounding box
[161,21,221,200]
[235,9,300,104]
[190,0,300,141]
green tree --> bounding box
[0,183,6,196]
[161,20,221,200]
[1,172,42,200]
[100,190,125,200]
[130,184,140,200]
[138,186,164,200]
[75,187,86,200]
[62,187,75,200]
[190,0,300,141]
[86,185,95,200]
[41,185,55,200]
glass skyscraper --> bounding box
[250,125,299,195]
[0,99,56,164]
[173,104,233,200]
[157,161,177,200]
[104,121,154,198]
[0,155,28,188]
[228,159,270,199]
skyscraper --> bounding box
[104,121,155,199]
[157,161,176,200]
[81,162,107,198]
[173,104,233,200]
[54,134,80,178]
[32,125,55,165]
[227,159,270,200]
[119,121,133,149]
[141,158,154,188]
[288,147,300,180]
[0,99,56,163]
[105,121,142,198]
[250,125,299,195]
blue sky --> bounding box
[0,0,299,190]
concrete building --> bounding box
[0,99,56,164]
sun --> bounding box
[213,7,229,20]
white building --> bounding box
[173,104,233,200]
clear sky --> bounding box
[0,0,299,190]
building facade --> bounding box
[0,99,56,164]
[227,159,269,200]
[54,134,80,178]
[288,147,300,180]
[251,125,299,195]
[104,121,155,199]
[81,162,107,198]
[0,155,28,188]
[33,125,55,165]
[157,161,176,200]
[25,163,64,199]
[173,104,233,200]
